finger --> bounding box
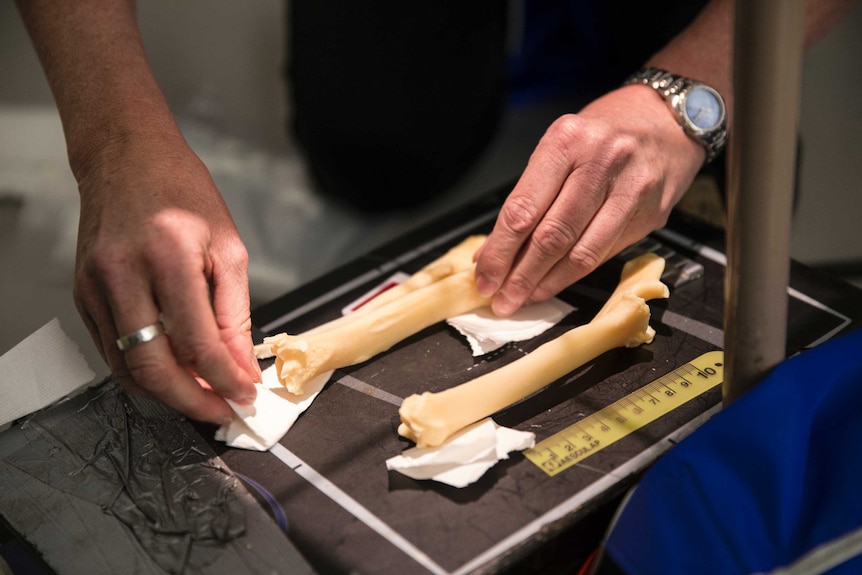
[210,239,262,386]
[154,244,257,406]
[475,118,580,297]
[490,166,609,316]
[74,275,126,376]
[115,374,156,400]
[107,273,236,425]
[74,292,109,365]
[529,196,634,304]
[124,330,236,425]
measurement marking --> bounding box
[524,351,724,476]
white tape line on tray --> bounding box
[269,444,449,575]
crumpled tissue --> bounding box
[386,418,535,488]
[215,365,333,451]
[447,298,574,356]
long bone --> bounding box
[254,235,487,360]
[398,253,669,448]
[353,235,487,316]
[265,267,491,394]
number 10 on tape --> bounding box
[524,351,724,477]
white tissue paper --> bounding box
[447,298,575,356]
[386,418,535,488]
[215,365,334,451]
[0,318,96,429]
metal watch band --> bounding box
[625,67,727,164]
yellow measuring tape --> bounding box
[524,351,724,477]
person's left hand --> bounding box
[72,132,260,425]
[474,84,706,316]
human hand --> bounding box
[72,133,260,425]
[475,85,706,316]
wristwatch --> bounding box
[625,67,727,164]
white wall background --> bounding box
[1,1,289,148]
[793,2,862,266]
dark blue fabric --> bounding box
[602,327,862,574]
[508,1,709,106]
[508,0,610,105]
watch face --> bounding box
[684,85,724,131]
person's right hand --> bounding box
[72,131,260,425]
[474,85,704,317]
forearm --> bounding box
[14,0,184,181]
[646,0,860,127]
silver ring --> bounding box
[116,321,165,351]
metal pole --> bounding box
[724,0,806,404]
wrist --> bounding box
[68,110,187,185]
[619,83,707,168]
[624,68,728,165]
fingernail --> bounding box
[492,292,518,317]
[476,273,498,298]
[232,387,257,406]
[250,349,263,381]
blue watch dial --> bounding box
[684,86,723,130]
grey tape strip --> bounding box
[661,310,725,348]
[336,374,403,406]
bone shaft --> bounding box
[427,303,646,434]
[306,236,486,334]
[304,270,489,368]
[356,235,485,314]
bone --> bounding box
[595,253,669,319]
[266,268,491,394]
[398,253,669,448]
[353,235,486,316]
[254,235,486,359]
